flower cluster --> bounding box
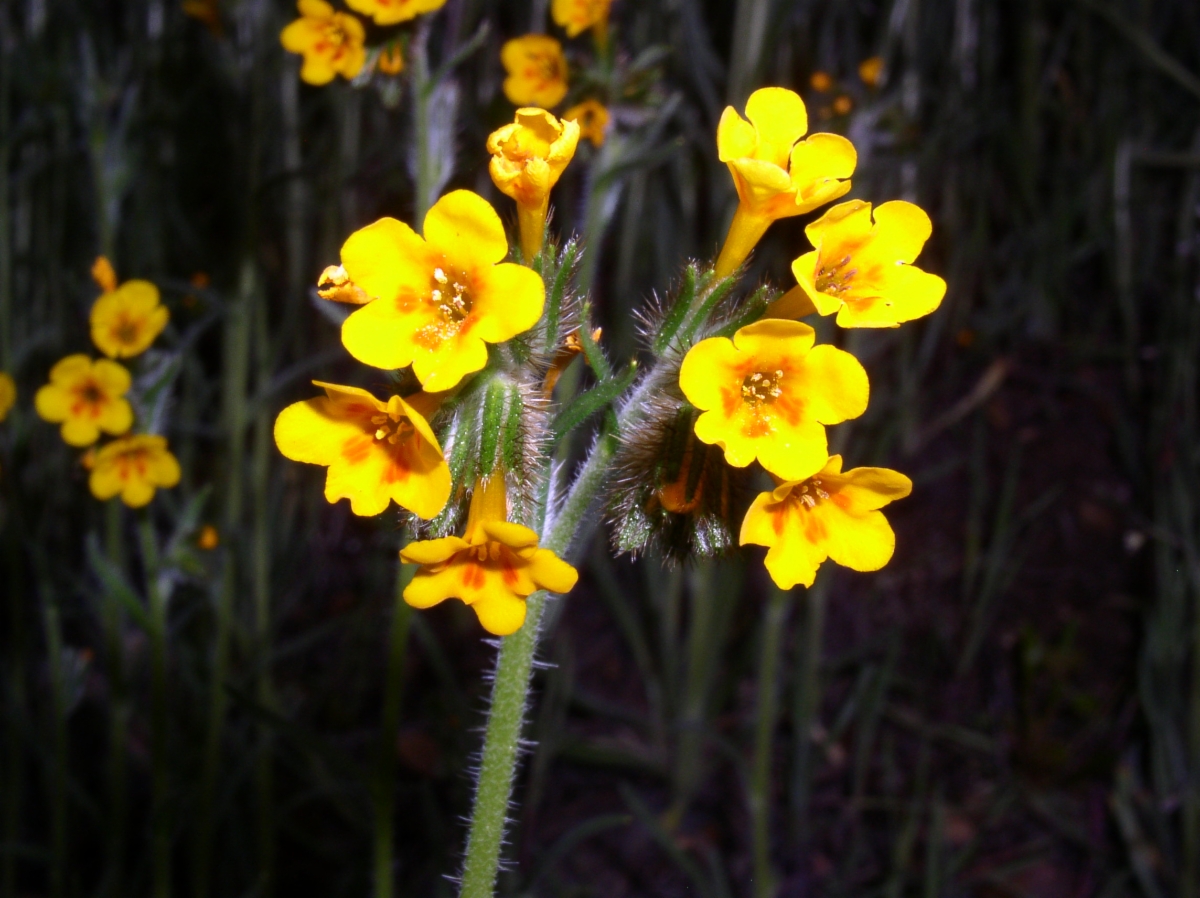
[33,258,180,508]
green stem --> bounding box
[458,430,618,897]
[373,566,415,898]
[140,514,171,898]
[750,586,791,898]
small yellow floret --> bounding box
[564,99,609,147]
[0,372,15,423]
[90,279,169,358]
[859,56,884,88]
[740,455,911,588]
[500,35,569,109]
[376,44,404,75]
[88,434,181,508]
[198,524,220,550]
[92,256,118,293]
[678,319,868,482]
[280,0,366,86]
[35,355,134,447]
[400,476,579,635]
[551,0,611,38]
[346,0,445,26]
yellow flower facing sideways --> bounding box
[551,0,611,39]
[89,434,181,508]
[678,319,868,482]
[35,355,134,447]
[400,476,579,636]
[274,381,451,519]
[0,372,15,422]
[91,279,169,359]
[487,108,581,260]
[791,199,947,328]
[564,99,609,147]
[715,87,857,277]
[501,35,569,109]
[346,0,444,25]
[280,0,366,86]
[741,455,911,589]
[336,190,545,391]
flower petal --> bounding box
[870,200,932,265]
[527,548,578,594]
[340,293,424,372]
[819,505,896,572]
[470,262,545,343]
[340,217,429,305]
[716,107,757,162]
[744,87,809,167]
[423,190,509,267]
[97,398,133,436]
[34,384,69,423]
[401,537,471,566]
[678,336,742,412]
[794,344,868,424]
[789,133,856,212]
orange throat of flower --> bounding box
[738,368,785,438]
[415,266,474,350]
[73,381,106,417]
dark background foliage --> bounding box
[2,0,1199,896]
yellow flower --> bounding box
[714,87,857,277]
[501,35,569,109]
[551,0,611,38]
[280,0,366,86]
[400,476,578,635]
[487,108,580,260]
[35,355,134,447]
[678,319,868,482]
[0,372,15,422]
[346,0,444,26]
[809,71,833,93]
[92,256,118,293]
[564,99,609,147]
[90,279,169,359]
[274,381,450,519]
[740,455,911,589]
[338,190,545,391]
[88,434,181,508]
[376,44,404,75]
[832,94,853,115]
[791,200,946,328]
[859,56,884,88]
[198,524,220,550]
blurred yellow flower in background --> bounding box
[91,279,169,359]
[501,35,568,108]
[182,0,222,35]
[280,0,366,86]
[338,190,545,390]
[35,355,133,447]
[564,99,609,147]
[0,372,15,422]
[792,200,946,328]
[832,94,853,115]
[859,56,884,88]
[346,0,444,25]
[198,524,220,550]
[809,71,833,92]
[400,476,579,635]
[88,434,181,508]
[487,108,580,259]
[740,455,911,588]
[678,319,868,482]
[274,381,450,519]
[91,256,118,293]
[714,87,857,277]
[551,0,611,38]
[376,44,404,75]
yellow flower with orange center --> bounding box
[88,434,182,508]
[400,476,579,635]
[346,0,445,25]
[501,35,569,109]
[336,190,545,391]
[274,381,451,519]
[551,0,611,38]
[91,279,169,359]
[564,99,609,147]
[678,319,868,482]
[0,372,15,422]
[714,87,857,277]
[740,455,911,589]
[34,355,134,447]
[280,0,366,86]
[791,200,946,328]
[487,108,580,260]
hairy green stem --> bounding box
[140,514,171,898]
[750,586,791,898]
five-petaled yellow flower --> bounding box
[741,455,911,589]
[346,0,444,25]
[91,279,169,359]
[35,355,134,447]
[89,434,181,508]
[274,381,451,519]
[551,0,611,38]
[564,99,609,147]
[280,0,366,86]
[337,190,545,391]
[487,108,580,260]
[791,200,946,328]
[714,87,857,277]
[0,372,15,423]
[501,35,569,109]
[400,476,579,635]
[678,319,868,482]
